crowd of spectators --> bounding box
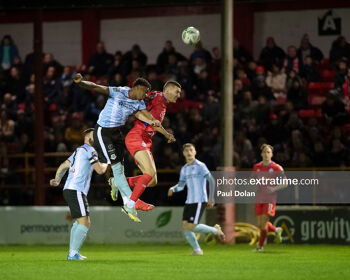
[1,32,350,199]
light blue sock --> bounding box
[111,163,132,204]
[194,224,218,234]
[70,224,88,253]
[69,222,78,250]
[184,230,200,251]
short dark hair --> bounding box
[260,143,273,152]
[133,78,151,91]
[164,80,181,90]
[83,128,94,137]
[183,143,195,150]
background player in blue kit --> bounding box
[73,73,161,222]
[168,143,225,256]
[50,128,108,260]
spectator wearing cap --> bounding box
[259,37,285,69]
[330,36,350,64]
[252,74,274,101]
[0,35,20,71]
[297,34,324,67]
[264,113,287,146]
[283,46,301,74]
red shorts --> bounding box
[125,128,153,164]
[255,203,276,217]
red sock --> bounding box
[266,222,276,233]
[259,229,267,247]
[130,173,152,202]
[127,176,143,189]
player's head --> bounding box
[83,128,95,146]
[183,143,196,161]
[130,78,151,100]
[260,143,273,162]
[163,80,181,103]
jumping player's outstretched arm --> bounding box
[134,110,161,127]
[73,73,109,95]
[50,160,70,186]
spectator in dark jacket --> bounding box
[0,35,20,71]
[300,56,320,82]
[121,44,148,75]
[287,78,307,110]
[297,34,324,66]
[190,41,212,64]
[156,40,186,73]
[283,45,301,74]
[259,37,285,69]
[234,39,252,65]
[87,41,114,76]
[330,36,350,64]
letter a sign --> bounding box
[318,10,341,36]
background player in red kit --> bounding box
[253,144,287,251]
[109,81,181,212]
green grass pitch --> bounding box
[0,243,349,280]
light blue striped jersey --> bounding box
[63,144,98,196]
[97,86,146,128]
[174,159,210,204]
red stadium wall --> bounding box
[0,0,350,64]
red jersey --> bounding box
[133,91,167,137]
[253,161,284,203]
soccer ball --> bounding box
[182,27,200,46]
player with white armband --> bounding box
[50,128,108,261]
[168,143,225,256]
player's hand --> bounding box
[151,120,161,127]
[73,73,83,84]
[208,199,215,208]
[166,133,176,143]
[168,188,174,197]
[266,186,275,193]
[50,179,59,187]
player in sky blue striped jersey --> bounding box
[168,143,225,256]
[50,128,108,260]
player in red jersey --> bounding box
[253,144,287,251]
[109,81,181,212]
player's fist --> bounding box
[208,199,215,208]
[166,133,176,143]
[151,120,161,127]
[50,179,59,187]
[73,73,83,84]
[266,186,275,193]
[168,188,174,197]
